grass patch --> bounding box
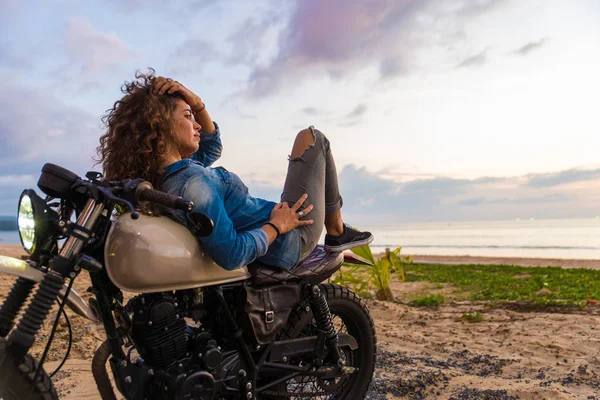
[462,311,484,323]
[411,294,445,307]
[404,263,600,306]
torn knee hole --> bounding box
[289,144,315,161]
[289,127,317,160]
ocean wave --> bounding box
[373,244,600,250]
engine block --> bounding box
[129,294,188,369]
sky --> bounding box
[1,0,600,223]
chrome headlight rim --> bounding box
[18,189,38,255]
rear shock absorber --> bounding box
[310,285,342,364]
[0,278,37,338]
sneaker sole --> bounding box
[324,235,374,253]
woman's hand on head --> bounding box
[153,76,204,112]
[269,194,314,235]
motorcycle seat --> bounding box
[248,246,344,286]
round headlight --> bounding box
[18,191,36,254]
[17,189,59,261]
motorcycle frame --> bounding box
[92,268,355,398]
[1,188,356,398]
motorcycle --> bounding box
[0,163,376,399]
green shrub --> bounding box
[411,294,445,307]
[331,245,412,301]
[461,311,484,323]
[385,247,413,282]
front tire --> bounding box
[0,338,58,400]
[271,284,377,400]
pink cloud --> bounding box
[66,16,139,74]
[246,0,506,97]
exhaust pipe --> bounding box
[91,340,118,400]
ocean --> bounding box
[361,218,600,260]
[0,231,20,246]
[2,218,600,260]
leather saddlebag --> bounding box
[244,284,302,344]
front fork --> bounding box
[0,278,37,338]
[5,199,104,360]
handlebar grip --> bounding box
[136,184,194,212]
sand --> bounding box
[2,244,600,399]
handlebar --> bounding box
[36,163,196,219]
[135,181,194,212]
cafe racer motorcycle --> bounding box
[0,163,376,399]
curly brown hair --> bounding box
[97,69,184,188]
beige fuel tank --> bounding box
[104,214,251,293]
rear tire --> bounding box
[267,284,377,400]
[0,338,58,400]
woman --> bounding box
[98,70,373,271]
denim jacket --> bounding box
[161,123,301,271]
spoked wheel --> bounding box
[261,284,376,400]
[0,338,58,400]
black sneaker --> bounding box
[324,224,374,252]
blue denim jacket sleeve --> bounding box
[182,173,269,270]
[192,121,222,167]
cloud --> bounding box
[0,83,103,214]
[0,0,19,22]
[301,107,324,116]
[401,177,471,195]
[472,176,505,185]
[66,16,139,74]
[460,193,572,206]
[226,11,285,66]
[0,174,38,216]
[107,0,219,13]
[337,166,477,221]
[244,0,506,97]
[511,38,548,56]
[339,166,600,222]
[0,40,33,70]
[526,168,600,188]
[241,164,600,223]
[338,104,368,127]
[0,84,101,173]
[0,175,35,187]
[345,104,368,119]
[459,197,486,206]
[339,165,397,199]
[379,56,409,80]
[456,48,489,68]
[165,2,290,77]
[375,166,438,181]
[227,19,266,64]
[166,39,224,76]
[337,121,361,128]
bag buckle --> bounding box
[265,311,275,324]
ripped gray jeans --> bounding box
[280,126,344,261]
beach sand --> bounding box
[1,244,600,399]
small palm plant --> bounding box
[384,247,412,283]
[333,245,412,301]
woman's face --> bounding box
[171,99,202,157]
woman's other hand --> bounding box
[270,193,314,234]
[153,76,204,112]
